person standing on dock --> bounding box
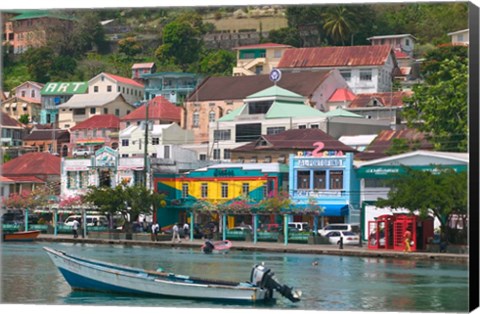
[183,222,189,240]
[151,221,160,241]
[72,219,80,239]
[172,223,181,243]
[403,228,412,252]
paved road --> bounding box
[37,233,468,264]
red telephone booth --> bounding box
[368,214,395,250]
[392,214,434,252]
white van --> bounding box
[64,215,108,227]
[318,223,360,236]
[288,222,310,232]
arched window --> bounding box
[193,111,199,128]
[209,110,215,122]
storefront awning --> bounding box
[321,204,349,217]
[76,138,105,145]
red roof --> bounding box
[349,91,412,108]
[1,113,24,128]
[1,152,60,176]
[121,96,181,123]
[1,175,45,183]
[233,43,293,50]
[394,50,410,59]
[278,45,393,68]
[71,114,120,130]
[104,73,144,88]
[328,88,356,102]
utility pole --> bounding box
[143,101,149,188]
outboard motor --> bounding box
[250,264,301,302]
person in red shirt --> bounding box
[403,228,412,252]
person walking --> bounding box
[151,221,160,241]
[403,228,412,252]
[172,223,181,243]
[72,219,80,239]
[183,222,190,240]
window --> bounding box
[298,125,307,129]
[21,91,26,97]
[152,137,159,145]
[405,38,410,46]
[297,171,310,189]
[242,183,250,196]
[340,70,351,82]
[330,170,344,189]
[209,110,215,122]
[360,70,372,81]
[313,170,326,189]
[201,183,208,198]
[193,111,199,128]
[221,183,228,198]
[182,183,189,198]
[264,156,272,163]
[115,109,120,116]
[310,124,319,129]
[122,139,129,146]
[267,126,286,135]
[199,154,207,161]
[94,86,99,92]
[31,90,35,98]
[164,145,170,159]
[90,107,96,114]
[74,108,86,115]
[117,86,121,92]
[93,129,97,137]
[274,49,282,58]
[214,129,231,141]
[107,85,112,92]
[213,149,221,160]
[103,108,108,114]
[223,149,231,159]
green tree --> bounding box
[403,56,468,152]
[376,167,467,244]
[322,6,355,45]
[199,50,236,76]
[83,183,166,235]
[118,37,143,58]
[21,47,55,83]
[155,20,202,71]
[268,27,303,47]
[19,114,30,124]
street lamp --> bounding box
[143,101,149,188]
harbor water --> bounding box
[0,242,469,312]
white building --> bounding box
[447,29,469,46]
[88,72,145,105]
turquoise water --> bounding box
[0,242,469,312]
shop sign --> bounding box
[213,169,235,177]
[296,158,345,167]
[292,190,342,198]
[297,141,344,157]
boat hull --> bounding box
[44,247,269,302]
[3,230,41,242]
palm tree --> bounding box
[322,6,355,45]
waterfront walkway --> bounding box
[36,233,468,264]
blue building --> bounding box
[288,151,360,230]
[40,82,88,125]
[141,72,202,105]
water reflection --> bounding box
[0,242,469,312]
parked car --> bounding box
[288,222,310,232]
[64,215,108,227]
[324,231,360,245]
[1,210,39,225]
[259,223,280,232]
[228,226,252,232]
[73,147,93,157]
[318,223,360,236]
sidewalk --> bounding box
[37,233,468,264]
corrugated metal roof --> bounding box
[58,93,125,109]
[1,152,60,176]
[233,129,357,152]
[121,96,180,123]
[277,45,393,68]
[23,129,70,141]
[187,71,333,102]
[233,43,293,50]
[70,114,120,130]
[348,91,412,108]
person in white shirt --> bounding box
[151,222,160,241]
[183,222,190,240]
[72,219,80,238]
[172,223,181,243]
